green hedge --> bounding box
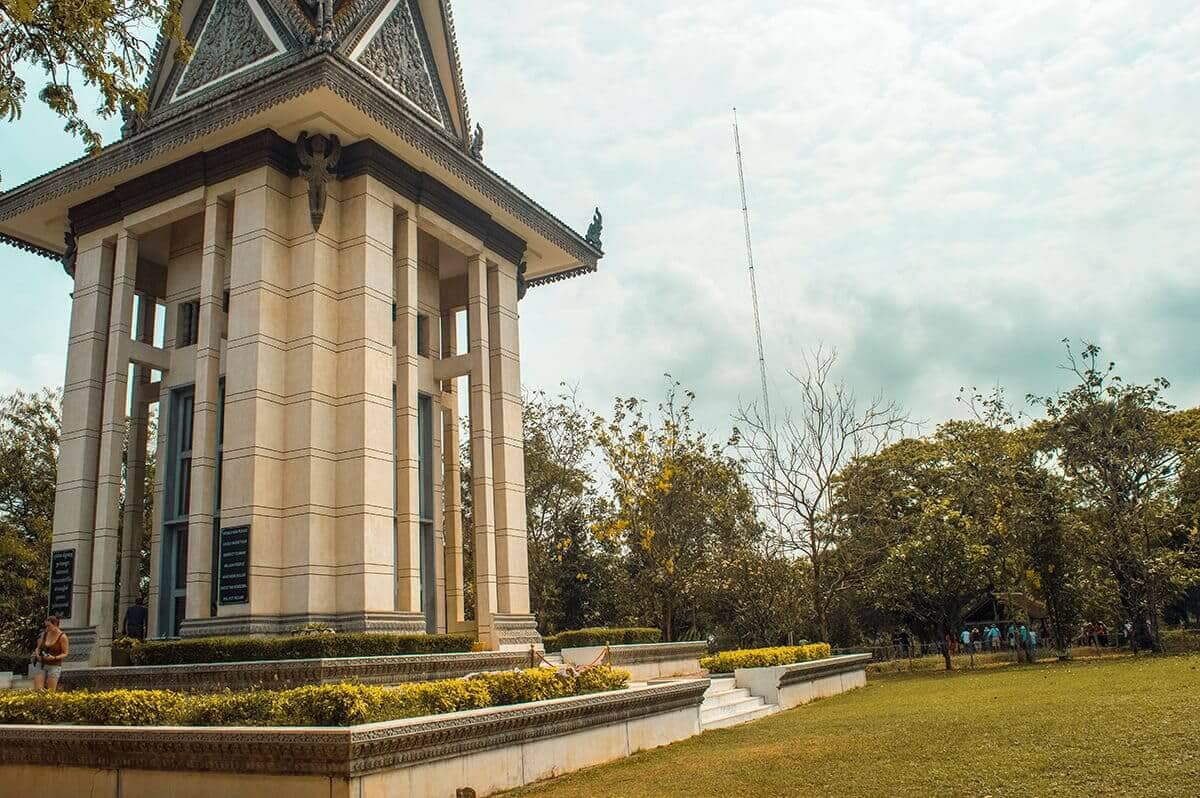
[699,643,832,674]
[542,627,662,652]
[0,666,630,727]
[125,632,475,666]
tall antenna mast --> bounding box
[733,108,772,429]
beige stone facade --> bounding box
[44,157,567,663]
[0,2,602,665]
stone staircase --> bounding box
[699,675,779,730]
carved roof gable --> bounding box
[349,0,453,129]
[171,0,287,100]
[132,0,471,145]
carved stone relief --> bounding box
[297,131,341,233]
[177,0,279,96]
[357,0,452,126]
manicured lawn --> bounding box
[507,654,1200,797]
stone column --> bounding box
[222,170,289,628]
[89,230,138,663]
[441,314,465,630]
[146,382,169,637]
[183,196,229,624]
[52,236,114,633]
[487,260,532,619]
[430,365,446,633]
[466,253,499,647]
[280,173,339,622]
[394,212,421,614]
[335,177,399,625]
[118,298,156,623]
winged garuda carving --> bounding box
[297,131,341,233]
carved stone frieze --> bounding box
[177,0,279,96]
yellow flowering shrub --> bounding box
[699,643,832,674]
[0,667,631,727]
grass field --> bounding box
[506,653,1200,797]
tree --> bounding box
[871,499,991,670]
[0,388,59,651]
[0,0,186,156]
[523,386,604,633]
[696,536,809,648]
[735,346,909,643]
[837,405,1084,659]
[594,380,759,641]
[1012,467,1080,658]
[1031,342,1196,652]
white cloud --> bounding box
[1,2,1196,437]
[456,0,1200,432]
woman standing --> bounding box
[30,615,69,692]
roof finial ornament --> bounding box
[516,260,528,301]
[305,0,335,49]
[585,207,603,248]
[120,98,146,138]
[469,123,484,160]
[296,131,341,233]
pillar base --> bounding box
[492,613,542,651]
[178,611,427,638]
[55,626,101,668]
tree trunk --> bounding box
[811,558,828,643]
[1114,560,1162,653]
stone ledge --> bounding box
[775,653,874,687]
[734,653,872,709]
[561,641,708,682]
[64,650,533,692]
[0,679,710,778]
[606,641,708,666]
[562,641,708,667]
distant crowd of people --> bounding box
[955,623,1037,656]
[1080,621,1111,647]
[886,618,1131,661]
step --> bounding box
[701,702,780,731]
[702,687,754,708]
[700,694,767,725]
[703,677,735,698]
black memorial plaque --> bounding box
[48,549,75,619]
[217,525,250,605]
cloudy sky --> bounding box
[2,0,1198,435]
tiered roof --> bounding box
[0,0,600,286]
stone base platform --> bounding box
[178,611,428,638]
[0,679,709,798]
